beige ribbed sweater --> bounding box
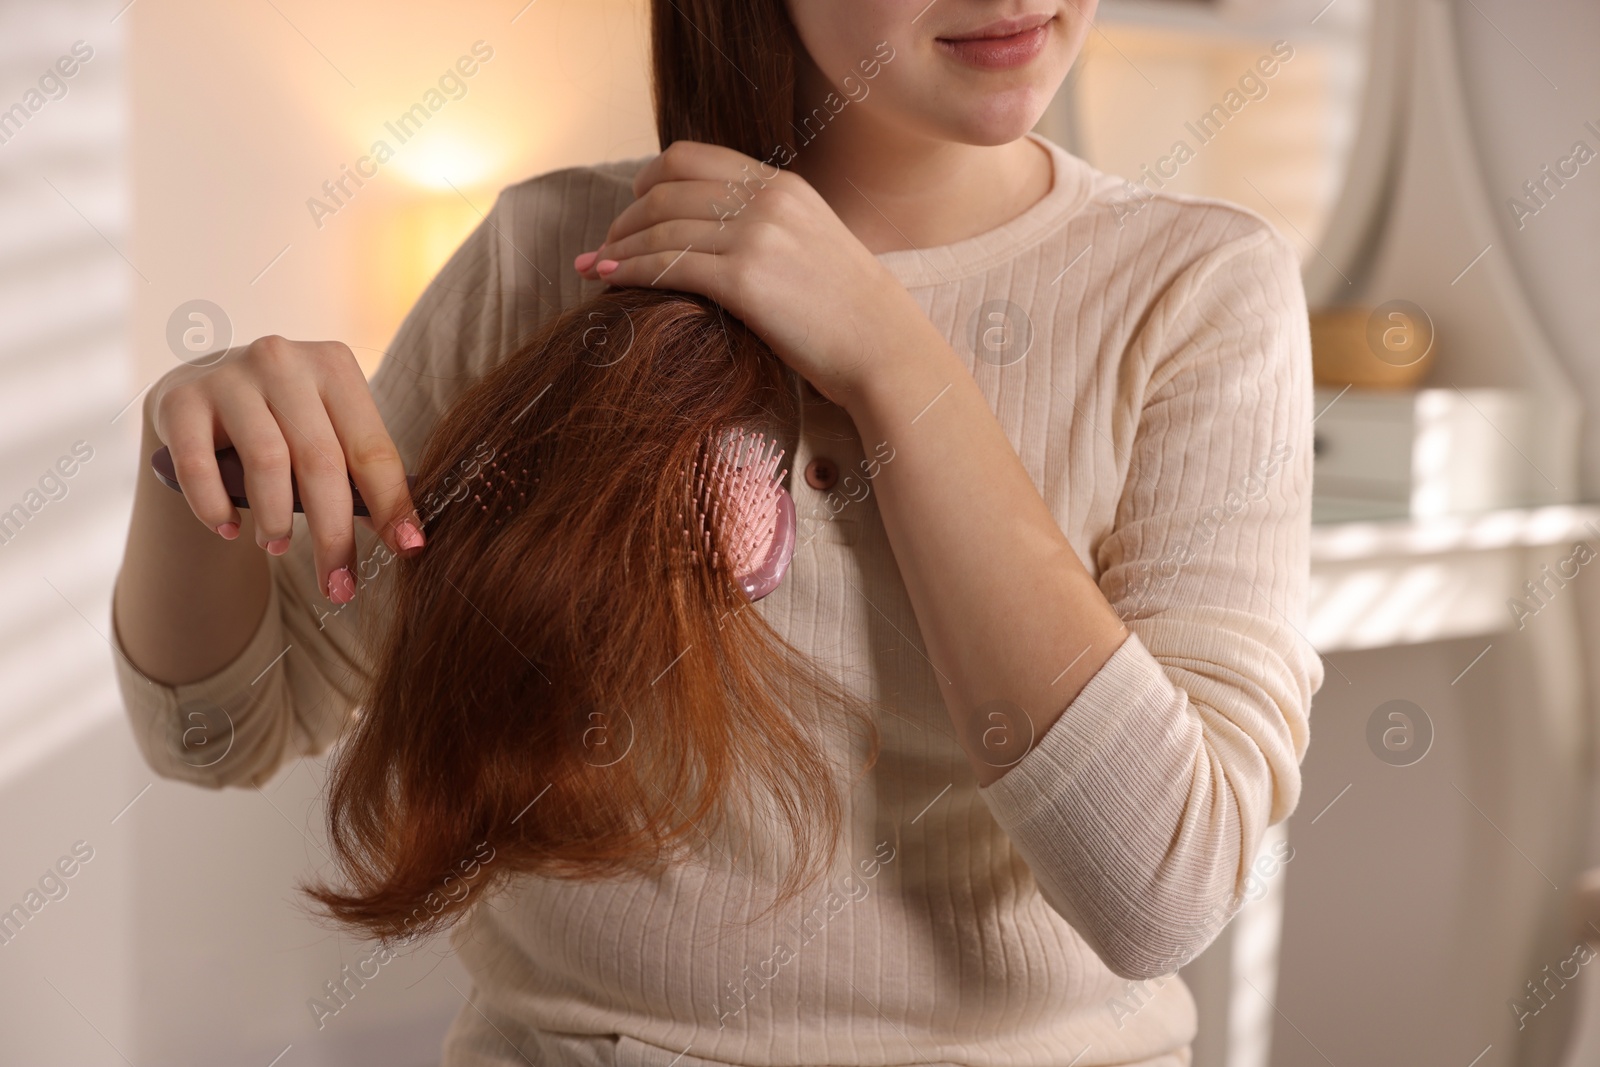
[112,132,1323,1067]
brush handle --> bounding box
[738,488,795,602]
[150,445,416,519]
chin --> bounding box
[940,96,1052,146]
[909,60,1062,145]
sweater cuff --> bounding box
[111,569,288,787]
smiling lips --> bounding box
[936,14,1054,70]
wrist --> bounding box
[836,290,961,426]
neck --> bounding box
[785,63,1052,254]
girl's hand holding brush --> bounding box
[146,336,425,605]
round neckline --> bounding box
[871,132,1095,289]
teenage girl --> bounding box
[112,2,1323,1063]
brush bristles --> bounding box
[473,456,536,526]
[682,428,785,586]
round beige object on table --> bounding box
[1309,304,1438,389]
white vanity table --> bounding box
[1308,505,1600,654]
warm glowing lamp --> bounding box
[352,141,506,375]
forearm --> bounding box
[841,316,1127,786]
[112,395,270,687]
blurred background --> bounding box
[2,0,1599,1064]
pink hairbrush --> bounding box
[150,434,796,602]
[684,428,796,601]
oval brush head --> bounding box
[687,428,796,602]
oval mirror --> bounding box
[1038,0,1379,294]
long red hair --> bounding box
[304,291,879,938]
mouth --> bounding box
[935,13,1055,71]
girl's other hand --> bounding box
[572,140,920,409]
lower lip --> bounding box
[936,23,1050,71]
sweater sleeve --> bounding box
[110,187,521,789]
[976,220,1325,980]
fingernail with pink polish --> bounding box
[327,567,356,604]
[216,521,240,540]
[265,537,291,556]
[573,250,598,272]
[395,519,425,551]
[596,259,620,275]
